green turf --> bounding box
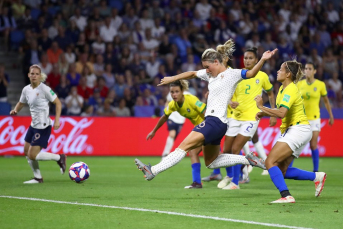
[0,156,342,229]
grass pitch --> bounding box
[0,156,342,229]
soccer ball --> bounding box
[69,162,90,183]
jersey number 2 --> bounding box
[245,85,251,94]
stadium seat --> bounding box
[109,0,123,11]
[10,30,25,51]
[30,8,41,20]
[0,102,11,115]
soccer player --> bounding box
[10,64,66,184]
[255,60,326,203]
[295,62,334,172]
[134,41,277,182]
[146,80,206,188]
[215,47,276,190]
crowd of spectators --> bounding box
[1,0,343,116]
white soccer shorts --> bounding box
[309,119,321,132]
[226,119,259,138]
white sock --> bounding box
[207,154,249,169]
[152,148,186,175]
[26,156,42,179]
[254,141,267,160]
[162,136,174,157]
[36,152,60,161]
[243,142,250,155]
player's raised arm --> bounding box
[246,49,278,79]
[158,71,197,86]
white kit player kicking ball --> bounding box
[10,64,66,184]
[135,41,278,181]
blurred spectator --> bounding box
[23,39,41,72]
[113,99,130,117]
[310,32,326,56]
[58,54,69,76]
[327,2,339,24]
[322,48,338,77]
[77,76,93,100]
[142,88,158,106]
[46,64,61,90]
[106,89,119,107]
[181,54,196,72]
[142,28,159,51]
[64,45,76,64]
[327,72,342,106]
[12,0,26,21]
[132,21,145,44]
[82,65,97,88]
[70,8,87,32]
[17,7,34,30]
[110,8,122,30]
[47,41,63,64]
[55,75,70,115]
[75,53,94,74]
[98,0,111,18]
[229,0,243,22]
[215,20,236,45]
[97,98,116,116]
[54,26,73,51]
[92,36,105,55]
[80,104,94,117]
[123,87,135,115]
[94,76,109,98]
[113,74,127,98]
[122,7,138,29]
[0,6,17,51]
[37,28,52,52]
[262,32,277,51]
[38,53,52,75]
[245,33,261,48]
[99,16,117,43]
[88,88,103,111]
[62,0,76,19]
[307,48,323,67]
[65,86,84,115]
[146,55,160,78]
[0,63,9,102]
[139,9,154,31]
[48,18,59,39]
[75,32,87,55]
[102,63,115,88]
[66,63,81,86]
[93,54,105,77]
[149,0,164,19]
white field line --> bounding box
[0,195,313,229]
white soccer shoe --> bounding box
[217,176,232,189]
[222,182,240,190]
[270,196,295,204]
[261,170,269,175]
[314,172,327,197]
[23,177,43,184]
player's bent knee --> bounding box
[28,152,37,160]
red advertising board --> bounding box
[0,116,341,157]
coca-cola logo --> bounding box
[0,117,94,155]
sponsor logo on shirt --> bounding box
[50,90,55,96]
[283,94,290,102]
[195,101,203,108]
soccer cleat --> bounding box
[184,181,203,189]
[217,176,232,188]
[239,176,250,184]
[270,196,295,204]
[314,172,327,197]
[261,170,269,175]
[23,177,43,184]
[222,182,240,190]
[57,154,67,174]
[201,173,222,182]
[246,152,266,169]
[134,158,155,181]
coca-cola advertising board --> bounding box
[0,116,342,157]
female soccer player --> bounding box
[296,62,334,172]
[10,64,66,184]
[216,47,276,190]
[147,80,206,188]
[134,41,277,182]
[254,60,326,203]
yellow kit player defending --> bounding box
[295,62,334,172]
[146,80,206,189]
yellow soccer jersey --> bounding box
[276,83,309,133]
[297,79,327,120]
[232,71,273,121]
[227,93,236,118]
[164,94,206,126]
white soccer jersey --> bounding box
[166,91,192,124]
[196,69,245,123]
[19,83,57,129]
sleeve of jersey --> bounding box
[19,88,27,103]
[44,85,57,102]
[191,95,206,113]
[279,87,295,110]
[320,82,328,97]
[262,74,273,91]
[196,69,209,81]
[163,102,174,116]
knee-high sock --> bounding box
[232,164,241,185]
[162,136,174,157]
[268,166,288,192]
[152,148,186,175]
[213,168,221,174]
[242,142,250,155]
[226,167,233,177]
[192,163,201,183]
[254,141,267,160]
[207,154,249,169]
[26,156,42,179]
[285,167,316,181]
[311,148,319,172]
[35,152,60,161]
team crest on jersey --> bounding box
[314,87,317,91]
[256,79,260,84]
[187,108,190,112]
[220,74,224,79]
[36,93,39,96]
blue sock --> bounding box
[232,164,241,185]
[213,168,221,174]
[226,167,233,177]
[289,160,294,167]
[192,163,201,184]
[285,167,316,181]
[268,166,289,192]
[311,149,319,172]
